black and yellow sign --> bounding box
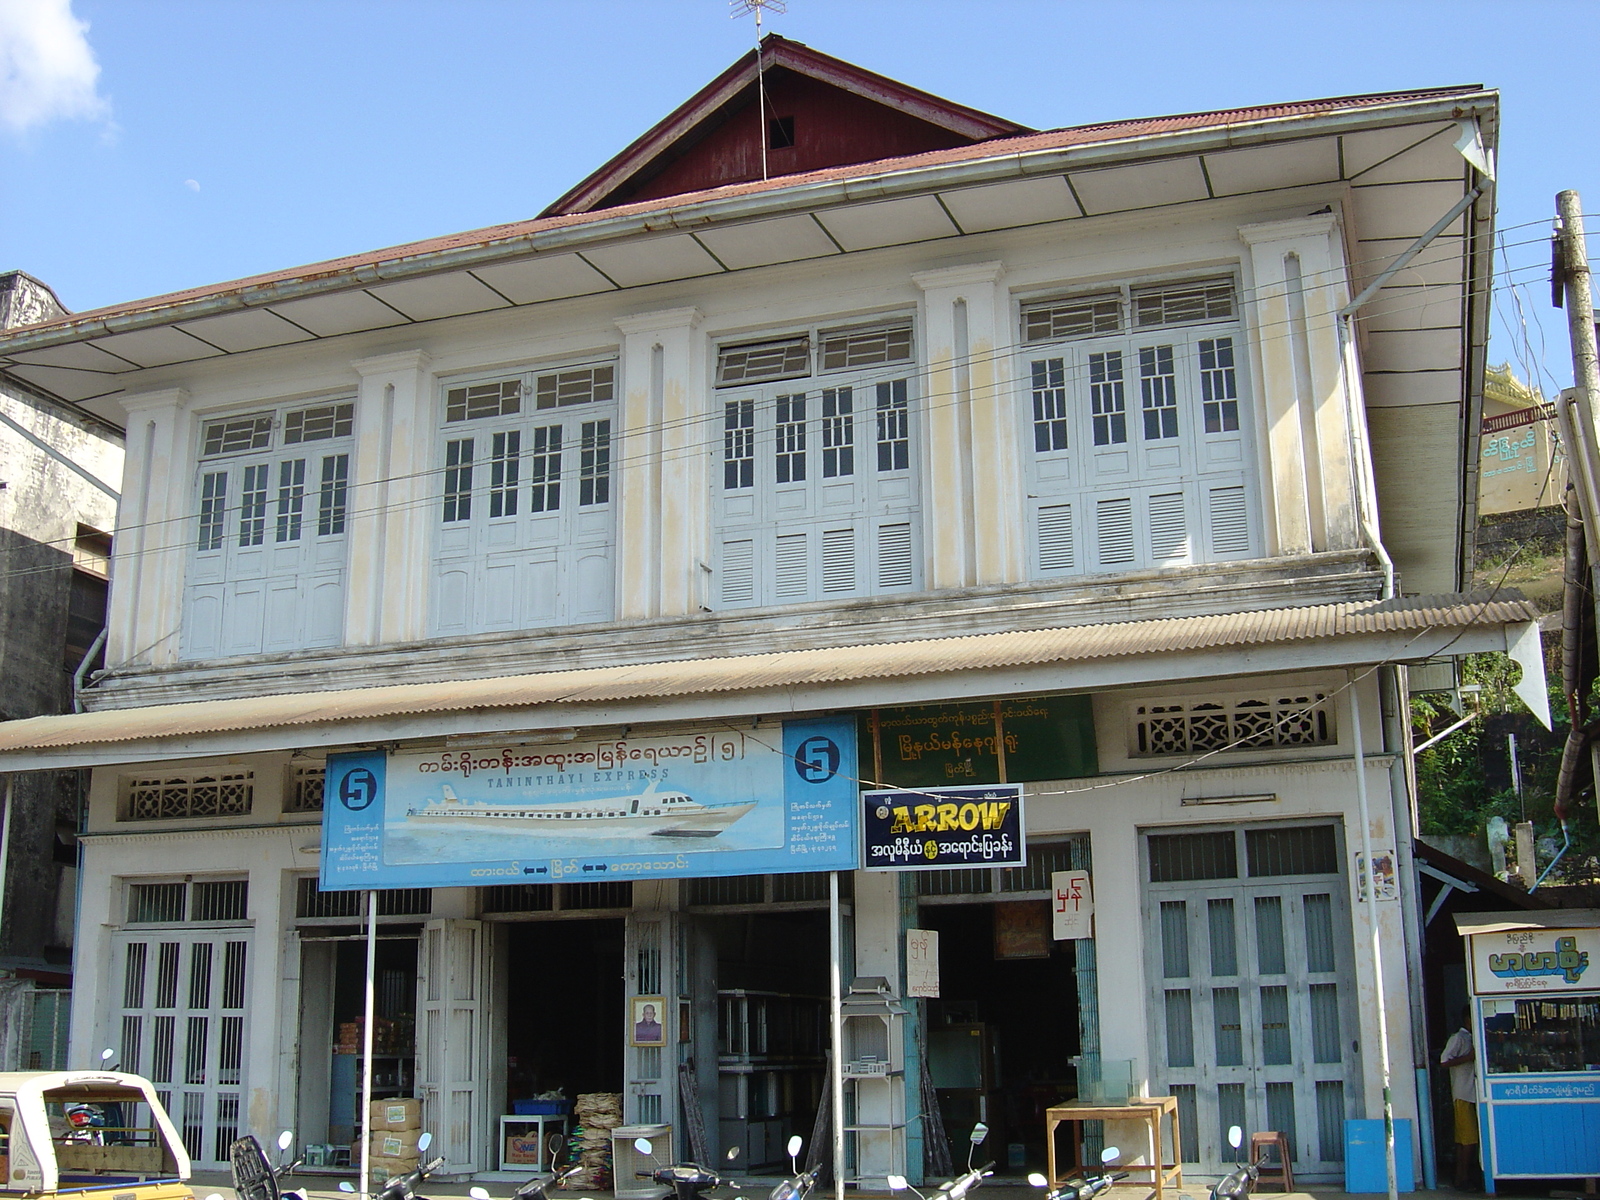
[862,783,1025,870]
[864,695,1097,788]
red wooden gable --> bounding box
[543,35,1029,217]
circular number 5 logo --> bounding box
[340,767,379,811]
[794,736,840,784]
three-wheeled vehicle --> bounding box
[0,1070,193,1200]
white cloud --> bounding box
[0,0,108,134]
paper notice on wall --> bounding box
[1052,870,1093,940]
[907,928,940,997]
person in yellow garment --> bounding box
[1440,1006,1480,1191]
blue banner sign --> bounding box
[319,719,858,889]
[861,783,1024,871]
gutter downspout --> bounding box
[72,628,107,714]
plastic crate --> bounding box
[512,1099,572,1115]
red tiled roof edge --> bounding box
[14,83,1490,336]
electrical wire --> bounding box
[0,256,1566,589]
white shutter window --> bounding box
[1209,486,1251,555]
[1038,504,1075,572]
[1149,492,1189,560]
[821,528,856,593]
[819,324,913,371]
[877,522,913,589]
[720,540,755,605]
[775,533,809,599]
[1097,498,1136,565]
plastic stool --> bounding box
[1250,1131,1293,1192]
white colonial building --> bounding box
[0,38,1540,1190]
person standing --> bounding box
[1441,1006,1480,1190]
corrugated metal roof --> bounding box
[2,85,1488,344]
[0,592,1537,757]
[1454,909,1600,935]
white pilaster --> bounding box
[615,308,705,619]
[1240,216,1360,554]
[347,351,433,645]
[912,262,1022,589]
[111,389,191,668]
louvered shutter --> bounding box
[1038,504,1075,572]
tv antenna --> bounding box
[731,0,786,181]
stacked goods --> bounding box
[366,1099,422,1181]
[558,1093,622,1189]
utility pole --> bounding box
[1557,192,1600,428]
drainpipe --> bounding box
[1349,674,1399,1200]
[71,627,108,714]
[1382,665,1436,1189]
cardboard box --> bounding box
[368,1155,416,1182]
[504,1135,544,1166]
[369,1098,421,1132]
[370,1130,421,1159]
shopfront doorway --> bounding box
[914,843,1087,1177]
[503,919,626,1105]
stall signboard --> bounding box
[861,783,1024,870]
[866,696,1096,787]
[319,718,858,889]
[1469,926,1597,994]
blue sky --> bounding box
[2,0,1593,391]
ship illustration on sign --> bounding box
[404,782,757,839]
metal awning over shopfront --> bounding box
[0,592,1543,771]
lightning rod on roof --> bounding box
[731,0,787,182]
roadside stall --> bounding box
[1453,910,1600,1191]
[0,1069,193,1200]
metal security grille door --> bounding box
[1142,825,1358,1181]
[112,933,248,1168]
[416,920,485,1173]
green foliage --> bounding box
[1413,651,1600,884]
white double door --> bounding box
[1143,869,1359,1180]
[112,931,248,1168]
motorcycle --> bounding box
[1210,1126,1259,1200]
[213,1130,307,1200]
[631,1136,743,1200]
[1026,1146,1126,1200]
[465,1137,586,1200]
[888,1122,994,1200]
[337,1131,446,1200]
[763,1136,818,1200]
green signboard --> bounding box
[863,694,1097,788]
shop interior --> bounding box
[916,901,1079,1176]
[707,910,830,1169]
[504,919,627,1103]
[297,934,420,1165]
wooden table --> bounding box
[1045,1097,1183,1200]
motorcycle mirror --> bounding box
[470,1188,492,1199]
[887,1176,909,1192]
[99,1048,117,1066]
[278,1131,294,1151]
[787,1135,803,1159]
[418,1132,433,1153]
[1100,1147,1119,1165]
[634,1138,654,1156]
[1227,1126,1242,1151]
[338,1184,356,1194]
[969,1123,988,1146]
[1027,1174,1048,1189]
[726,1147,741,1161]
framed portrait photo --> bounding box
[631,995,667,1046]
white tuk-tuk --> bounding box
[0,1071,193,1200]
